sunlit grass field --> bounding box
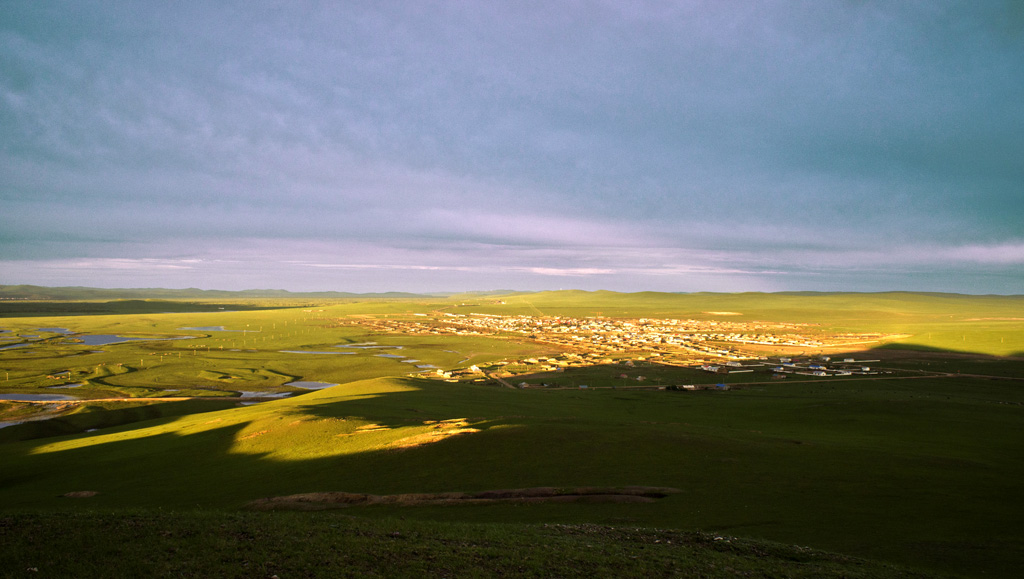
[1,290,1022,577]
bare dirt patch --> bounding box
[238,429,270,440]
[61,491,99,498]
[247,486,681,511]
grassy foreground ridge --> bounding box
[0,512,930,578]
[1,289,1022,577]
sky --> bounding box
[2,1,1022,294]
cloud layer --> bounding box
[2,1,1022,292]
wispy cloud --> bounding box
[520,267,616,276]
[47,258,199,271]
[939,243,1024,265]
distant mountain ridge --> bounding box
[0,285,1017,301]
[0,285,443,300]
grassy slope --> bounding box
[0,399,238,443]
[1,375,1021,577]
[0,512,933,578]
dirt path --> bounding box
[248,486,681,511]
[486,373,518,389]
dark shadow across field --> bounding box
[501,346,1024,390]
[873,341,1024,363]
[1,362,1023,577]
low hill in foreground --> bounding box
[3,375,1021,577]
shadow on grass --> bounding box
[505,344,1024,390]
[871,341,1024,359]
[0,369,1022,578]
[0,399,239,443]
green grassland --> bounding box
[2,290,1023,577]
[0,302,547,401]
[3,375,1022,577]
[0,512,931,579]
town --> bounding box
[339,312,893,387]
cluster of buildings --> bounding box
[767,356,881,377]
[338,312,891,387]
[361,312,841,361]
[701,356,881,378]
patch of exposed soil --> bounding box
[238,429,270,440]
[247,486,681,511]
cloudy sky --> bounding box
[2,1,1022,293]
